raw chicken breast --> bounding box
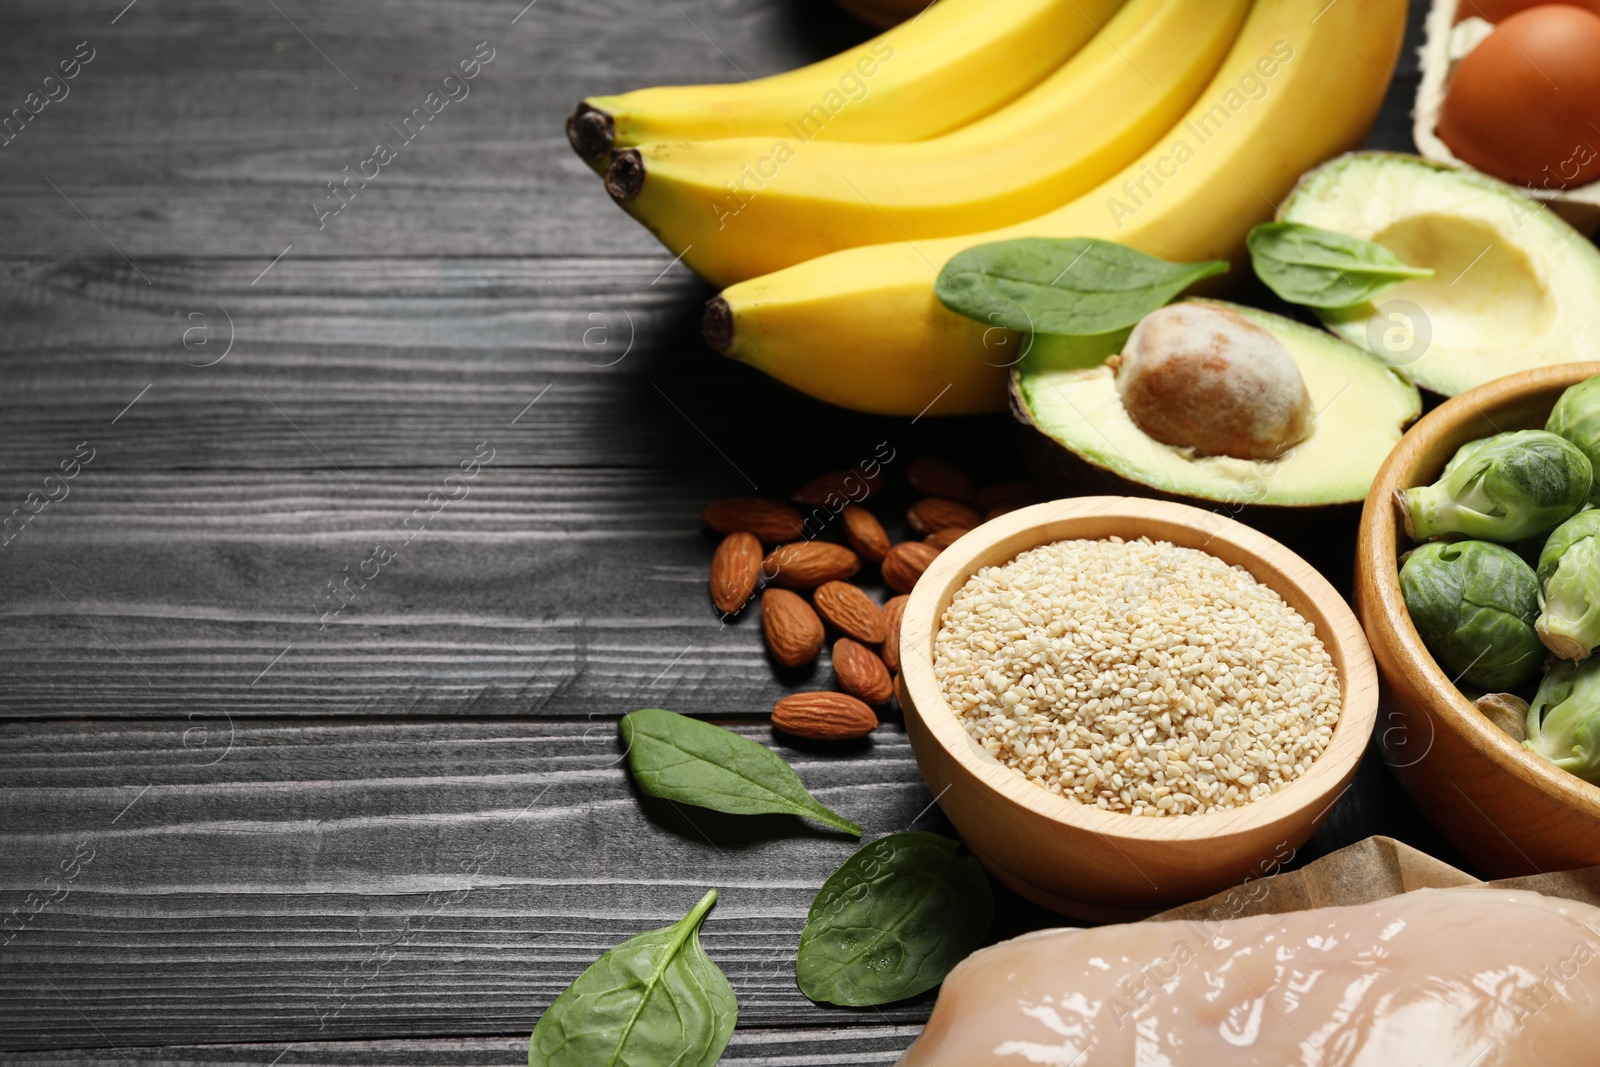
[901,888,1600,1066]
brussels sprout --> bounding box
[1546,375,1600,506]
[1525,658,1600,785]
[1398,430,1591,543]
[1534,510,1600,661]
[1399,540,1545,690]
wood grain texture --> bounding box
[0,254,1024,720]
[0,256,1018,475]
[0,719,942,1050]
[0,716,1457,1052]
[0,1028,919,1065]
[0,0,1424,260]
[0,0,1444,1060]
[0,465,1014,718]
[0,0,879,259]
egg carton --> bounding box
[1413,0,1600,234]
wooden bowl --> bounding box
[1355,363,1600,877]
[898,496,1379,919]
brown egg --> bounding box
[1454,0,1600,22]
[1438,6,1600,189]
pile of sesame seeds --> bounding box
[933,536,1340,817]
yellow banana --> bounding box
[566,0,1126,166]
[706,0,1407,417]
[607,0,1250,287]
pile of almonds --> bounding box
[702,456,1040,742]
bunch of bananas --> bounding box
[570,0,1407,416]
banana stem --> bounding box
[704,297,734,354]
[566,102,615,163]
[605,149,646,202]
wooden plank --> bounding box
[0,1,1423,259]
[0,718,945,1051]
[0,0,875,258]
[0,461,1373,720]
[0,464,995,718]
[0,1028,918,1066]
[0,253,1025,721]
[0,444,1375,719]
[0,256,1009,475]
[0,717,1458,1052]
[0,0,1448,1061]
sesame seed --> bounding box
[932,537,1340,817]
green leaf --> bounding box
[934,236,1228,336]
[620,708,861,837]
[796,832,993,1006]
[528,889,736,1067]
[1247,221,1434,308]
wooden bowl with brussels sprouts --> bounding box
[1356,363,1600,878]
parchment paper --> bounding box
[1152,836,1600,924]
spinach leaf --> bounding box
[1247,221,1434,308]
[796,831,993,1006]
[528,889,736,1067]
[620,708,861,837]
[935,237,1228,336]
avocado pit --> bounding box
[1113,303,1314,461]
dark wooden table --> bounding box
[1,1,1452,1062]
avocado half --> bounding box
[1009,300,1421,513]
[1281,152,1600,397]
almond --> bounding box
[791,467,884,506]
[702,496,805,544]
[976,481,1039,513]
[907,497,982,537]
[882,541,939,594]
[772,691,878,740]
[813,580,887,643]
[709,531,762,615]
[762,541,860,590]
[761,588,824,667]
[881,594,907,674]
[924,527,967,550]
[907,456,975,503]
[833,638,894,705]
[841,504,890,564]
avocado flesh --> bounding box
[1013,300,1420,507]
[1280,152,1600,397]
